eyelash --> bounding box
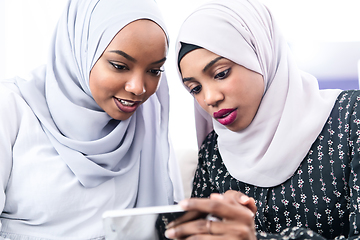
[190,85,202,95]
[110,62,164,76]
[110,62,127,70]
[215,68,231,80]
[149,69,164,76]
[189,68,231,95]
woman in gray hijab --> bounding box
[0,0,182,239]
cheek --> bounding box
[153,78,161,92]
[227,77,261,102]
[89,59,121,93]
[90,70,118,96]
[89,64,107,94]
[146,78,161,95]
[89,71,100,97]
[194,95,212,115]
[248,76,264,106]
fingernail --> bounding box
[165,228,175,239]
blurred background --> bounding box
[1,0,360,196]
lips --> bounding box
[213,108,237,126]
[114,98,141,113]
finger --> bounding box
[166,219,256,240]
[165,219,208,239]
[166,210,206,229]
[166,220,243,239]
[180,235,227,240]
[222,190,257,214]
[180,198,254,224]
[209,193,224,200]
[184,235,231,240]
[243,197,257,214]
[207,220,256,237]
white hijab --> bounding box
[15,0,174,206]
[176,0,342,187]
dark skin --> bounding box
[165,47,262,239]
[165,190,257,240]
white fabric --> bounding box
[0,80,117,239]
[12,0,177,207]
[0,80,183,239]
[175,0,342,187]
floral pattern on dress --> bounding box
[191,90,360,239]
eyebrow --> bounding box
[203,56,224,72]
[109,50,167,65]
[151,57,167,65]
[182,56,224,83]
[109,50,136,62]
[182,77,195,83]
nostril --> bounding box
[125,81,145,96]
[134,87,146,96]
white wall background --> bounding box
[1,1,360,195]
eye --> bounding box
[214,68,231,80]
[149,69,164,76]
[109,61,127,70]
[190,85,202,95]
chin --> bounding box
[226,123,249,132]
[108,112,133,121]
[226,127,241,132]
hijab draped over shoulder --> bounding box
[15,0,174,206]
[176,0,342,187]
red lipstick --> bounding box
[213,108,237,126]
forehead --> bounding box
[104,19,167,64]
[110,20,166,46]
[104,19,168,61]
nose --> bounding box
[203,84,223,107]
[125,74,146,96]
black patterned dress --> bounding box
[191,90,360,239]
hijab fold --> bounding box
[15,0,174,206]
[176,0,341,187]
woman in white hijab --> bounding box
[164,0,360,239]
[0,0,183,239]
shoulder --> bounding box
[329,90,360,118]
[335,90,360,106]
[0,79,31,129]
[326,90,360,142]
[0,79,23,103]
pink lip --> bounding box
[113,98,141,113]
[213,108,237,126]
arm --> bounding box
[346,91,360,239]
[0,84,20,239]
[164,193,329,240]
[258,91,360,239]
[164,92,360,239]
[165,132,259,239]
[165,190,257,239]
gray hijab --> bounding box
[15,0,174,206]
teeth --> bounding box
[224,112,231,117]
[120,99,135,106]
[220,112,231,118]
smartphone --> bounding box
[102,204,185,240]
